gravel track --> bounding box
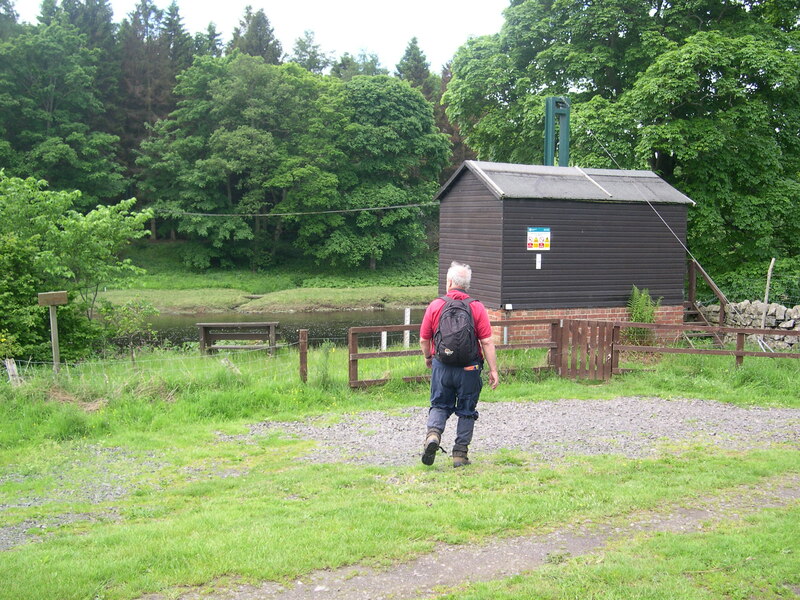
[226,397,800,466]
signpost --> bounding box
[38,291,68,374]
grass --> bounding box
[105,241,439,313]
[0,346,797,599]
[438,505,800,599]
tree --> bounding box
[330,51,388,80]
[227,5,282,64]
[162,1,194,76]
[194,22,222,57]
[118,0,172,172]
[290,30,332,73]
[137,56,338,268]
[306,76,451,269]
[445,0,800,280]
[0,0,18,40]
[53,0,122,138]
[0,22,126,206]
[0,173,151,359]
[395,36,439,100]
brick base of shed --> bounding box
[487,305,685,344]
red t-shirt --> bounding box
[420,289,493,357]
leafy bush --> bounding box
[626,285,662,345]
[713,258,800,305]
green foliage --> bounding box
[227,5,282,64]
[0,173,152,359]
[98,298,159,363]
[289,30,332,74]
[0,22,125,205]
[0,329,21,358]
[138,57,449,270]
[712,258,800,305]
[626,285,662,345]
[330,51,388,80]
[445,0,800,277]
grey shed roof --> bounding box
[436,161,695,205]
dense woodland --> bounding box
[0,0,470,271]
[0,0,798,322]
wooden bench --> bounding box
[197,322,278,355]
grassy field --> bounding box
[107,241,438,313]
[0,345,798,599]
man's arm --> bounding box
[420,337,433,369]
[479,337,499,389]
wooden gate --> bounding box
[555,320,614,381]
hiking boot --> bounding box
[452,444,470,468]
[421,429,441,466]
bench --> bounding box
[197,322,278,355]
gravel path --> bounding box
[224,397,800,466]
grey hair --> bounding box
[447,261,472,290]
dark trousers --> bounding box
[426,359,482,447]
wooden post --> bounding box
[269,323,276,357]
[548,321,560,369]
[4,358,22,387]
[38,291,67,375]
[611,324,621,374]
[688,259,697,308]
[299,329,308,383]
[348,329,358,388]
[736,332,745,368]
[198,325,209,354]
[403,308,411,349]
[380,331,387,352]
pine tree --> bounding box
[118,0,172,172]
[290,30,331,74]
[228,6,282,64]
[0,0,18,39]
[194,23,222,57]
[330,51,387,80]
[162,1,194,75]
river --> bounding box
[150,308,426,348]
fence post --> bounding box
[403,308,411,348]
[548,321,560,370]
[735,332,745,368]
[381,331,387,352]
[611,324,621,375]
[299,329,308,383]
[4,358,22,387]
[348,328,358,387]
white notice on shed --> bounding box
[527,227,550,251]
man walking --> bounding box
[419,261,499,467]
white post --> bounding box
[381,331,388,352]
[403,307,411,349]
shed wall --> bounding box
[438,171,502,307]
[501,200,687,309]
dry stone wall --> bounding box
[699,300,800,350]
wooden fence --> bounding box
[346,319,799,388]
[612,322,800,373]
[348,319,560,388]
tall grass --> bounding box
[1,342,797,450]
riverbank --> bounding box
[99,285,436,314]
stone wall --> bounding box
[698,301,800,350]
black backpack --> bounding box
[433,296,479,366]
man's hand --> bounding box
[487,369,499,390]
[420,338,433,369]
[479,337,500,390]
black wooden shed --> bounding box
[436,161,695,312]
